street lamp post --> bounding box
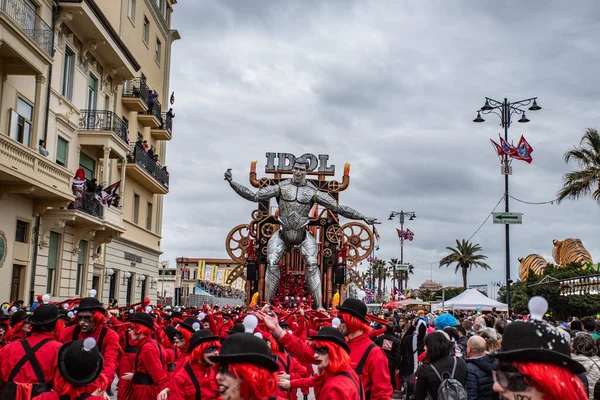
[177,257,189,306]
[389,210,416,295]
[473,97,542,313]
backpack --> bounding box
[429,357,467,400]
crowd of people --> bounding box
[197,281,246,300]
[0,292,597,400]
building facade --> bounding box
[0,0,179,306]
[174,258,245,304]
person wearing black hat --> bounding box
[120,312,168,400]
[226,323,245,335]
[208,333,282,400]
[33,338,105,400]
[157,325,179,377]
[489,297,588,400]
[0,301,62,399]
[0,313,10,348]
[160,329,221,400]
[336,298,392,400]
[4,310,31,342]
[116,314,140,400]
[173,317,200,357]
[58,296,120,394]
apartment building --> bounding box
[0,0,179,306]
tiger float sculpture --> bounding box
[518,238,593,281]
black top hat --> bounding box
[129,313,156,331]
[310,326,350,354]
[188,329,220,353]
[171,311,183,320]
[209,333,279,372]
[337,298,368,323]
[226,323,245,335]
[162,325,177,342]
[279,320,290,329]
[58,338,104,385]
[490,320,585,374]
[178,317,200,333]
[10,311,29,326]
[28,304,59,326]
[76,297,105,313]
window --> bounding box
[140,276,146,302]
[62,47,75,101]
[9,97,33,146]
[146,202,153,230]
[133,194,140,224]
[79,153,95,181]
[15,220,29,243]
[105,95,110,111]
[56,136,68,167]
[126,273,133,304]
[155,38,162,64]
[87,74,98,110]
[47,232,60,295]
[75,240,87,296]
[143,16,150,44]
[108,270,117,302]
[128,0,136,22]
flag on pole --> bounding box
[373,225,380,241]
[499,135,518,157]
[95,181,121,208]
[490,139,505,157]
[405,229,414,241]
[170,92,175,105]
[513,135,533,163]
[396,229,406,240]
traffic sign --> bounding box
[395,264,410,271]
[493,212,523,224]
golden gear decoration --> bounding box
[261,246,268,255]
[326,225,342,244]
[328,180,341,193]
[225,224,254,263]
[260,223,276,238]
[345,243,360,268]
[251,210,264,221]
[341,222,374,261]
[346,268,366,290]
[226,265,247,285]
[323,248,333,258]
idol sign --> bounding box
[265,153,335,173]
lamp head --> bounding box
[518,112,530,123]
[481,99,493,111]
[388,213,394,221]
[473,112,485,123]
[529,99,541,111]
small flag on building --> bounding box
[373,225,380,241]
[170,91,175,105]
[95,181,121,208]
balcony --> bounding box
[57,0,140,79]
[138,99,162,129]
[0,133,74,201]
[0,0,54,75]
[150,113,172,141]
[78,110,130,160]
[124,143,169,195]
[122,78,149,113]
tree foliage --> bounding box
[557,128,600,204]
[439,239,491,288]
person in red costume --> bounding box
[265,334,307,399]
[0,313,9,348]
[33,338,107,400]
[58,297,119,393]
[4,311,31,342]
[0,300,62,399]
[120,313,168,400]
[172,317,201,374]
[159,329,221,400]
[158,325,179,376]
[336,298,392,400]
[218,314,234,339]
[209,333,285,400]
[117,313,138,400]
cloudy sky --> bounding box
[162,0,600,296]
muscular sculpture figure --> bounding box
[225,156,377,310]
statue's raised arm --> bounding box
[315,190,378,225]
[224,168,279,202]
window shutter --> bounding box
[56,137,68,166]
[48,232,59,270]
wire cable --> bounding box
[508,195,556,205]
[468,196,504,242]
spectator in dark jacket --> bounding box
[413,331,467,400]
[374,322,402,390]
[465,335,498,400]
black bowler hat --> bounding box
[209,333,279,372]
[279,320,290,329]
[129,313,156,331]
[310,326,351,354]
[178,317,201,333]
[171,311,183,320]
[10,310,29,326]
[58,338,104,385]
[162,325,177,342]
[28,304,59,325]
[188,329,220,352]
[226,323,245,335]
[76,297,105,313]
[58,309,72,321]
[337,298,369,323]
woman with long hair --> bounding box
[159,329,221,400]
[4,311,30,342]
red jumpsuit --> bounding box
[0,332,62,399]
[118,329,138,400]
[34,392,104,400]
[131,336,169,400]
[59,324,120,390]
[168,362,220,400]
[307,369,364,399]
[346,332,392,400]
[163,345,178,377]
[273,352,307,400]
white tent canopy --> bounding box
[431,288,508,312]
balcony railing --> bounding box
[122,78,149,106]
[128,143,169,190]
[158,113,173,134]
[1,0,53,55]
[79,110,129,145]
[70,191,104,219]
[149,98,162,122]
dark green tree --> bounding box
[439,239,491,288]
[557,128,600,204]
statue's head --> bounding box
[292,156,309,185]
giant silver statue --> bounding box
[225,156,377,310]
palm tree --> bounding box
[372,259,389,302]
[403,263,415,291]
[557,128,600,203]
[439,239,491,288]
[388,258,401,293]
